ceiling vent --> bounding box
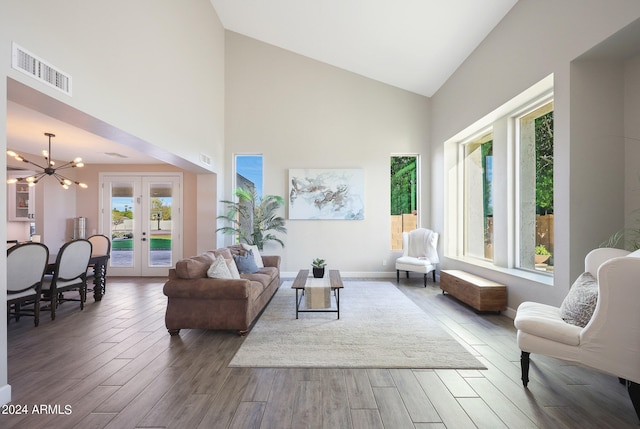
[199,153,212,166]
[12,42,72,96]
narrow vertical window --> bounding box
[391,155,419,250]
[463,132,494,260]
[518,102,554,273]
[234,154,263,242]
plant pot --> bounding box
[535,254,550,265]
[312,267,325,278]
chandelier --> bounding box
[6,132,88,189]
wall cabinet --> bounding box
[7,172,35,221]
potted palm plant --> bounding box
[217,187,287,250]
[312,258,326,278]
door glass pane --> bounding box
[111,182,134,268]
[148,182,173,267]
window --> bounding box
[235,155,263,197]
[517,102,554,272]
[390,155,419,250]
[446,75,554,279]
[462,132,494,261]
[234,154,263,241]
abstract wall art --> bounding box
[288,169,365,220]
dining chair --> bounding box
[86,234,111,299]
[41,239,92,320]
[7,242,49,327]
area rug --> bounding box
[229,281,485,369]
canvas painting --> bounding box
[289,169,365,220]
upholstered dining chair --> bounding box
[6,242,49,327]
[396,228,439,287]
[86,234,111,299]
[41,239,92,320]
[514,247,640,422]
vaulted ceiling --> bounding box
[8,1,519,166]
[210,0,519,97]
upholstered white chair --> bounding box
[514,247,640,421]
[7,242,49,326]
[41,239,92,320]
[396,228,439,287]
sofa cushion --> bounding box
[213,247,233,260]
[234,251,259,274]
[207,255,233,279]
[226,258,241,279]
[242,243,264,268]
[560,272,598,327]
[176,252,217,279]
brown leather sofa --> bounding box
[163,245,281,335]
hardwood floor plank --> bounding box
[228,401,266,429]
[434,369,477,398]
[292,380,323,429]
[413,370,477,429]
[371,387,415,428]
[465,377,537,429]
[321,369,351,429]
[345,369,377,409]
[367,369,395,387]
[350,409,384,429]
[196,373,250,429]
[458,397,509,429]
[259,369,297,429]
[389,369,440,422]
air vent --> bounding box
[12,43,72,96]
[199,153,212,166]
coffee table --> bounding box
[291,269,343,319]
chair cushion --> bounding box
[560,272,598,327]
[514,301,582,346]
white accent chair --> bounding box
[395,228,439,287]
[514,248,640,422]
[7,242,49,326]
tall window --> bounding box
[235,155,263,197]
[448,76,554,279]
[463,132,494,260]
[390,155,419,250]
[234,154,263,241]
[518,102,554,272]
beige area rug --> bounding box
[229,281,485,369]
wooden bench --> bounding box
[440,270,507,312]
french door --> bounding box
[100,173,182,276]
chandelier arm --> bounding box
[55,161,78,170]
[18,156,48,171]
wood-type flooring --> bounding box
[0,276,637,428]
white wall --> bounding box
[430,0,640,312]
[224,32,430,276]
[0,0,225,405]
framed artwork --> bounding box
[288,169,364,220]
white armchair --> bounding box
[395,228,439,287]
[514,247,640,421]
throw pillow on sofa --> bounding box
[226,258,241,279]
[234,250,259,274]
[560,272,598,327]
[241,243,264,268]
[207,255,233,279]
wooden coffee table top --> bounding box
[291,269,343,289]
